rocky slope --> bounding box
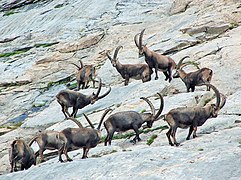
[0,0,241,179]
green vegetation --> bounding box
[32,101,47,108]
[46,77,72,90]
[229,22,239,30]
[0,49,30,58]
[140,109,146,113]
[198,148,204,151]
[0,42,59,58]
[100,125,168,142]
[3,10,16,16]
[185,61,200,69]
[146,134,158,145]
[34,42,59,48]
[54,4,64,8]
[67,82,77,90]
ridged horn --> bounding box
[113,46,123,60]
[70,62,82,70]
[154,93,164,120]
[66,117,83,128]
[204,83,221,110]
[134,33,140,49]
[97,109,112,130]
[97,86,111,100]
[177,56,190,69]
[139,29,145,49]
[140,96,155,116]
[83,114,95,129]
[106,51,112,61]
[78,60,84,69]
[219,93,226,110]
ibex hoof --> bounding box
[175,143,180,146]
[186,137,190,140]
[169,143,174,146]
[130,140,136,144]
[155,77,158,80]
[67,158,73,162]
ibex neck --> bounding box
[179,70,187,80]
[115,61,124,73]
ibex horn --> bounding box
[97,109,112,130]
[154,93,164,120]
[113,46,123,60]
[134,33,140,49]
[139,29,145,50]
[83,114,95,129]
[177,56,190,69]
[140,96,155,116]
[204,83,221,110]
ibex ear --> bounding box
[92,92,95,96]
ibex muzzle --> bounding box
[70,60,96,90]
[173,56,213,92]
[103,93,164,145]
[56,78,111,118]
[106,46,153,86]
[135,29,177,82]
[164,83,226,146]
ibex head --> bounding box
[173,56,191,78]
[70,60,84,70]
[89,78,111,104]
[204,83,226,118]
[134,29,146,58]
[140,93,164,128]
[106,46,123,67]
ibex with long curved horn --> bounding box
[103,93,164,145]
[59,109,112,161]
[164,83,226,146]
[134,29,176,82]
[173,56,213,92]
[70,60,96,90]
[106,46,153,86]
[56,78,111,118]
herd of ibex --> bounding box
[9,29,226,172]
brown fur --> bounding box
[173,56,213,92]
[56,78,111,118]
[71,60,96,90]
[59,110,111,162]
[9,139,36,172]
[28,131,66,162]
[107,46,153,86]
[164,84,226,146]
[135,29,177,82]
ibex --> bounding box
[106,46,153,86]
[103,93,164,145]
[59,109,111,161]
[164,83,226,146]
[56,78,111,118]
[28,130,68,162]
[70,60,96,90]
[9,139,36,172]
[134,29,177,82]
[173,56,213,92]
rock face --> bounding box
[0,0,241,178]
